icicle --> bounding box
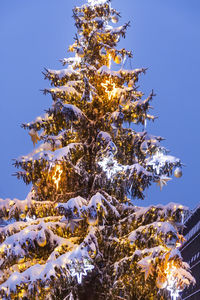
[143,119,147,131]
[121,55,127,70]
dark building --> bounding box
[181,204,200,300]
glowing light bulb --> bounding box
[165,261,181,300]
[101,78,118,100]
[52,165,63,190]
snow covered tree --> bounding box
[0,0,195,299]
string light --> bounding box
[165,261,181,300]
[101,78,118,100]
[52,165,63,190]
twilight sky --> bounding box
[0,0,200,209]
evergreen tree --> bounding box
[0,0,195,299]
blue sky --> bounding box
[0,0,199,209]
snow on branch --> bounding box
[104,22,130,38]
[0,221,70,270]
[0,193,33,221]
[98,66,147,79]
[128,221,178,246]
[122,202,188,229]
[18,143,84,164]
[128,163,152,178]
[88,0,109,6]
[133,202,187,221]
[61,104,87,121]
[44,85,81,99]
[57,192,120,223]
[57,196,87,217]
[60,56,82,67]
[0,191,58,221]
[45,67,81,80]
[0,216,63,244]
[0,226,96,298]
[97,131,112,145]
[84,192,120,218]
[22,113,53,130]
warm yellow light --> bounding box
[107,53,112,69]
[0,244,6,254]
[9,200,15,206]
[176,242,182,248]
[164,260,177,283]
[52,165,63,190]
[101,78,118,100]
